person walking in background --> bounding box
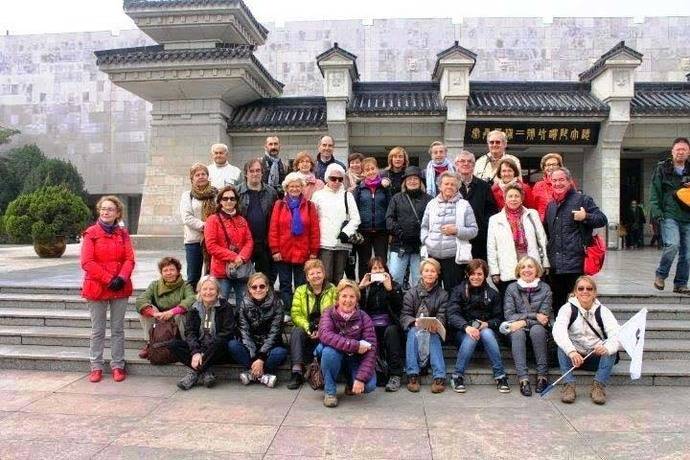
[622,199,646,249]
[81,195,135,383]
[650,137,690,294]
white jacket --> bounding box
[179,190,205,244]
[208,162,242,189]
[486,207,550,282]
[553,298,620,356]
[474,152,521,181]
[421,192,478,262]
[311,186,361,250]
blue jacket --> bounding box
[354,181,390,232]
[545,188,607,274]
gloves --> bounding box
[338,231,350,244]
[108,276,126,291]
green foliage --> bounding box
[0,144,47,213]
[4,186,91,243]
[0,126,19,145]
[22,158,87,197]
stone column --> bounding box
[137,99,232,241]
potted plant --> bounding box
[4,185,91,258]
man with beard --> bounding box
[314,135,346,182]
[261,135,287,196]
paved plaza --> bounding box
[0,369,689,459]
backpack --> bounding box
[567,303,620,364]
[147,319,180,365]
[578,195,606,275]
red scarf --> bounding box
[506,207,528,254]
[433,164,449,176]
[552,185,570,203]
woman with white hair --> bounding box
[268,172,320,313]
[311,163,361,284]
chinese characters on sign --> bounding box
[464,123,600,145]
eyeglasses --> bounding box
[328,176,344,182]
[544,162,560,168]
[99,207,117,212]
[250,284,267,291]
[576,286,594,292]
[248,168,262,174]
[220,196,237,202]
[488,140,503,145]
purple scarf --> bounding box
[98,219,118,234]
[286,195,304,236]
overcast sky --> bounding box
[1,0,689,35]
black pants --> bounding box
[438,257,464,291]
[549,273,582,314]
[356,232,389,281]
[289,327,318,369]
[374,324,404,377]
[252,240,276,285]
[169,339,232,373]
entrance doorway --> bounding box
[620,158,643,214]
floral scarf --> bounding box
[506,207,528,255]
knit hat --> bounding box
[402,165,423,180]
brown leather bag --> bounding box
[304,357,324,390]
[147,319,180,365]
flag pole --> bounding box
[539,342,606,398]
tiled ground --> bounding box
[0,369,688,459]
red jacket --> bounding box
[204,212,254,278]
[268,197,320,264]
[80,224,135,301]
[532,179,553,221]
[491,181,534,210]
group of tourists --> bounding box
[79,133,690,409]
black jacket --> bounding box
[401,282,449,330]
[185,298,236,356]
[545,188,608,274]
[238,183,278,241]
[448,280,503,332]
[360,280,403,327]
[460,176,498,261]
[386,190,433,251]
[237,292,284,361]
[381,169,405,196]
[261,155,287,196]
[354,181,391,232]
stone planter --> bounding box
[33,236,67,258]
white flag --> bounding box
[617,308,647,380]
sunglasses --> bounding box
[576,286,594,292]
[328,176,344,182]
[488,140,503,145]
[250,284,267,290]
[220,196,237,202]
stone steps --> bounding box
[0,293,137,311]
[0,325,147,348]
[0,308,141,328]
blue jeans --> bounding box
[455,328,506,379]
[656,218,690,287]
[227,339,287,372]
[557,347,616,384]
[218,277,245,308]
[405,327,446,379]
[388,249,421,287]
[275,262,306,313]
[184,243,203,290]
[319,346,377,396]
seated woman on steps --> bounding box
[169,275,236,391]
[135,257,195,359]
[227,272,287,388]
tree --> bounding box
[22,158,87,197]
[0,126,19,145]
[0,144,46,214]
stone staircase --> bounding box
[0,285,689,386]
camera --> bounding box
[370,273,386,283]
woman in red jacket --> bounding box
[532,153,564,221]
[269,172,320,316]
[204,185,254,308]
[491,158,534,210]
[81,195,135,383]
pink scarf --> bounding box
[506,207,528,254]
[364,175,382,194]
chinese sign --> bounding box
[464,122,600,145]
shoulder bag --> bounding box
[217,214,255,279]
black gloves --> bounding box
[338,231,350,244]
[108,276,126,291]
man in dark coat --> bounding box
[314,135,346,181]
[622,199,646,249]
[261,135,287,197]
[455,151,499,261]
[545,167,608,311]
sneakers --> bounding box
[239,371,256,386]
[177,370,199,391]
[654,277,665,290]
[200,371,217,388]
[450,374,466,393]
[88,369,103,383]
[519,379,532,397]
[673,286,690,295]
[112,368,127,382]
[138,344,149,359]
[590,381,607,405]
[561,383,577,404]
[286,372,304,390]
[406,375,420,393]
[431,378,446,394]
[536,376,549,394]
[385,375,402,392]
[323,394,339,408]
[259,374,277,388]
[496,377,511,393]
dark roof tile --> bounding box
[228,97,327,130]
[349,81,444,115]
[631,83,690,116]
